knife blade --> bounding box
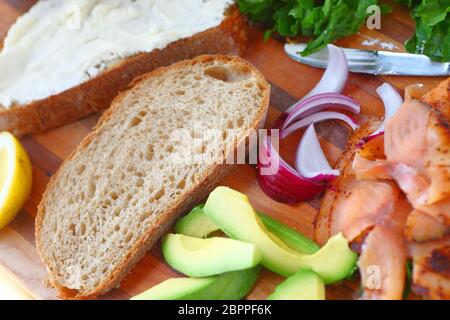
[285,43,450,76]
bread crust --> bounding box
[0,8,249,137]
[35,55,271,299]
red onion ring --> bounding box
[285,44,349,114]
[257,134,326,204]
[281,111,359,139]
[256,44,359,204]
[279,93,360,130]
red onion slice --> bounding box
[280,93,360,130]
[296,124,340,180]
[364,83,403,141]
[257,135,326,204]
[285,44,349,114]
[280,111,359,139]
[256,45,355,204]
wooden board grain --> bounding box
[0,0,447,300]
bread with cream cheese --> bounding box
[0,3,248,136]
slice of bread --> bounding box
[35,55,270,299]
[0,7,248,137]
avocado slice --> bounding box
[131,277,215,300]
[204,187,357,283]
[162,234,262,277]
[131,267,260,300]
[176,205,319,254]
[213,266,260,299]
[295,233,357,284]
[175,205,220,238]
[268,269,325,300]
[258,212,319,254]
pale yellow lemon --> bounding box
[0,132,32,229]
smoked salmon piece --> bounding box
[330,180,398,242]
[315,121,381,245]
[405,210,450,243]
[352,155,391,180]
[358,226,407,300]
[353,100,450,225]
[410,237,450,299]
[352,155,449,240]
[316,79,450,300]
[352,162,450,227]
[352,155,430,199]
[422,78,450,121]
[425,113,450,203]
[329,180,411,244]
[353,156,429,204]
[416,199,450,226]
[385,99,430,170]
[385,100,450,206]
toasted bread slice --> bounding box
[36,55,270,299]
[0,7,248,137]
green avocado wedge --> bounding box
[204,187,357,283]
[176,205,319,254]
[131,277,215,300]
[258,212,319,254]
[294,233,357,284]
[131,267,260,300]
[162,234,262,277]
[175,205,220,238]
[268,269,325,300]
[213,266,260,300]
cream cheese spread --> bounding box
[0,0,234,108]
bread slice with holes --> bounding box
[35,55,270,299]
[0,7,248,137]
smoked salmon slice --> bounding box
[329,180,402,243]
[410,236,450,299]
[316,79,450,300]
[385,99,450,206]
[352,99,450,225]
[405,210,450,243]
[358,226,407,300]
[422,78,450,121]
[315,121,381,245]
[385,99,430,170]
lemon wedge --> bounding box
[0,132,32,230]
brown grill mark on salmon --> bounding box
[427,247,450,278]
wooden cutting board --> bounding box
[0,0,446,300]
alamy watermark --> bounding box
[165,123,280,176]
[365,265,382,290]
[367,5,382,30]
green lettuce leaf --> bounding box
[238,0,382,56]
[402,0,450,62]
[238,0,450,62]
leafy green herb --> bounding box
[399,0,450,62]
[396,0,420,8]
[238,0,450,62]
[237,0,384,56]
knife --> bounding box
[285,43,450,76]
